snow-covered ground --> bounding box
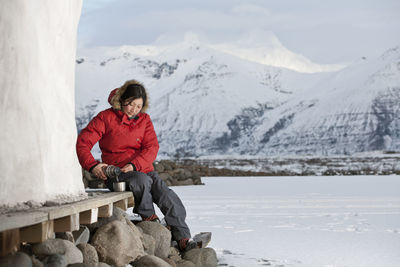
[166,176,400,267]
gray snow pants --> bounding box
[105,171,191,241]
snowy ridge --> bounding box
[75,35,400,158]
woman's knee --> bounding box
[125,171,152,188]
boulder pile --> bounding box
[83,160,270,189]
[0,208,217,267]
[83,161,203,189]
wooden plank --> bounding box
[0,229,20,257]
[79,208,98,225]
[39,192,133,220]
[98,204,113,217]
[0,211,48,232]
[114,199,128,211]
[127,196,134,208]
[0,192,133,233]
[54,214,79,232]
[20,221,54,243]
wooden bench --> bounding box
[0,191,134,256]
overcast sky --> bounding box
[78,0,400,64]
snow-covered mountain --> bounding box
[75,34,400,158]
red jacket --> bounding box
[76,87,159,173]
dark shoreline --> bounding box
[84,155,400,188]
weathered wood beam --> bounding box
[114,199,128,210]
[98,203,113,217]
[20,221,54,243]
[54,214,80,232]
[0,229,20,257]
[127,196,134,208]
[79,208,98,225]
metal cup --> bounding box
[113,182,126,192]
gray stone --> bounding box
[183,170,193,180]
[176,260,196,267]
[91,220,144,266]
[172,169,186,180]
[154,162,165,172]
[132,255,171,267]
[76,243,98,267]
[67,264,83,267]
[136,221,171,259]
[86,207,128,233]
[43,254,65,267]
[163,257,177,267]
[142,233,156,255]
[174,179,194,186]
[159,173,172,184]
[20,243,33,256]
[124,217,145,241]
[192,232,212,248]
[73,226,90,245]
[183,248,217,267]
[162,161,173,171]
[32,239,83,265]
[0,251,32,267]
[55,232,74,243]
[168,247,180,258]
[31,256,44,267]
[97,263,111,267]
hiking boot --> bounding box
[178,238,202,253]
[143,214,160,223]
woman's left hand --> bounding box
[121,164,134,173]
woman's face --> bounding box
[122,97,143,117]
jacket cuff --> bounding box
[129,162,137,171]
[89,162,100,173]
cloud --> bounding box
[78,0,400,64]
[231,4,272,17]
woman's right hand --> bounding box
[92,163,108,180]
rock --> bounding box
[0,251,32,267]
[171,169,186,181]
[32,239,83,265]
[42,254,65,267]
[91,220,144,266]
[169,254,182,263]
[136,221,171,259]
[154,162,165,172]
[142,233,156,255]
[132,255,171,267]
[159,173,173,183]
[176,259,196,267]
[86,207,129,233]
[183,248,217,267]
[67,264,83,267]
[55,232,74,243]
[183,170,193,180]
[168,247,181,259]
[76,243,98,267]
[192,232,212,248]
[174,179,194,186]
[124,217,145,239]
[98,263,111,267]
[31,255,44,267]
[163,257,177,267]
[73,226,90,245]
[20,243,33,256]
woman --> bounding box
[76,79,197,252]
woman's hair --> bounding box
[120,84,147,107]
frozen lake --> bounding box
[166,176,400,267]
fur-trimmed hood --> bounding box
[108,79,149,113]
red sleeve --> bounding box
[76,112,106,171]
[131,115,159,172]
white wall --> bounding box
[0,0,85,205]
